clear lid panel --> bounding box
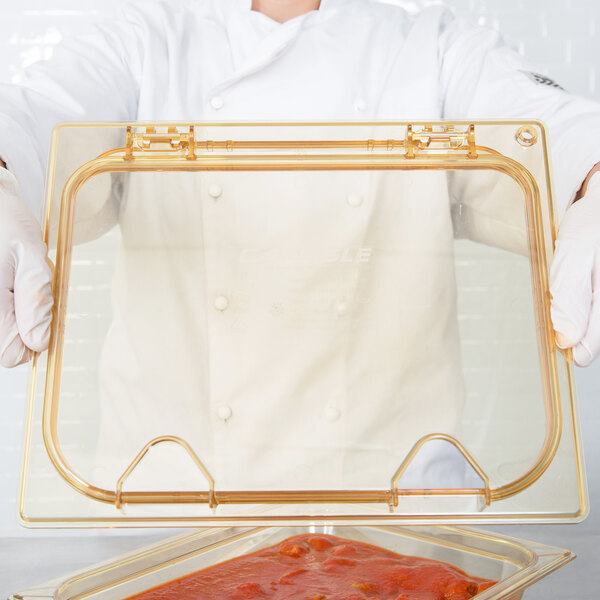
[20,122,587,526]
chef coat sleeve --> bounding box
[438,10,600,250]
[0,5,147,222]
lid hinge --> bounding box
[404,123,478,159]
[125,125,198,160]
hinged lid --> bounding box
[20,121,587,527]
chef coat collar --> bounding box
[233,0,359,19]
[218,0,363,92]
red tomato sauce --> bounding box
[128,534,497,600]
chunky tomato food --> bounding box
[128,534,496,600]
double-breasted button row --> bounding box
[208,181,355,318]
[207,181,363,209]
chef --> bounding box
[0,0,599,492]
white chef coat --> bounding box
[1,0,600,494]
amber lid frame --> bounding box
[20,121,587,527]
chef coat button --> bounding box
[335,300,348,317]
[217,405,232,421]
[214,295,229,311]
[347,194,363,207]
[354,98,366,112]
[210,95,224,110]
[208,183,223,199]
[270,302,284,316]
[324,406,341,422]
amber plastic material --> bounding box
[8,525,574,600]
[19,121,587,527]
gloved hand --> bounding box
[551,171,600,367]
[0,167,53,367]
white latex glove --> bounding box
[551,171,600,367]
[0,167,53,367]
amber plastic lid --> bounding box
[20,121,587,527]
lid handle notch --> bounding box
[389,434,491,509]
[115,436,216,509]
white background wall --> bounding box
[0,0,598,598]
